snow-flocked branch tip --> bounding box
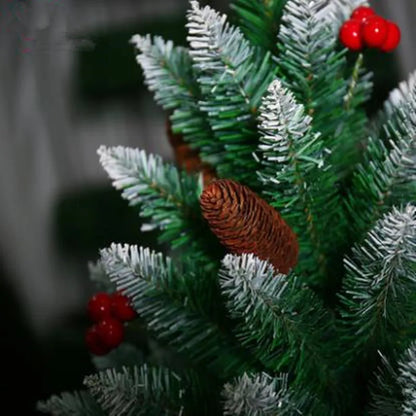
[220,253,285,290]
[84,365,184,416]
[378,204,416,265]
[283,0,342,29]
[97,144,180,207]
[257,78,324,174]
[346,204,416,279]
[280,0,337,44]
[188,0,226,27]
[187,0,227,45]
[384,71,416,116]
[258,79,312,135]
[219,253,292,335]
[97,145,151,193]
[342,204,416,329]
[130,33,146,50]
[37,391,100,415]
[100,243,171,289]
[130,34,158,70]
[186,0,251,77]
[223,372,289,416]
[399,342,416,415]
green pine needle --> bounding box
[340,205,416,360]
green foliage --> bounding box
[230,0,288,53]
[100,243,253,378]
[84,364,219,416]
[346,84,416,241]
[256,79,342,283]
[340,205,416,360]
[278,0,346,143]
[98,145,221,262]
[368,343,416,416]
[132,1,278,187]
[84,365,184,416]
[37,391,103,416]
[398,343,416,415]
[333,53,373,175]
[278,1,372,176]
[369,344,416,416]
[186,1,277,185]
[131,34,214,156]
[132,35,197,111]
[376,70,416,135]
[368,353,402,416]
[219,253,339,400]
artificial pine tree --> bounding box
[38,1,416,415]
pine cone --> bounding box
[166,120,216,185]
[200,179,298,274]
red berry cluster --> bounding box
[85,291,136,356]
[339,6,401,52]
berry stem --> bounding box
[344,53,364,111]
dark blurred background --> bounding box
[0,0,415,413]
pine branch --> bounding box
[219,253,338,395]
[349,130,416,234]
[84,365,184,416]
[375,70,416,136]
[256,79,342,282]
[222,372,328,416]
[223,373,291,416]
[344,55,364,112]
[131,35,216,158]
[278,0,347,147]
[346,86,416,239]
[98,145,220,260]
[333,54,373,178]
[371,343,416,416]
[398,342,416,416]
[230,0,287,53]
[278,1,372,179]
[186,1,276,185]
[131,35,198,110]
[257,79,325,175]
[384,72,416,117]
[368,353,402,416]
[100,244,253,378]
[340,205,416,360]
[37,391,103,416]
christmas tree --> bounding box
[38,1,416,414]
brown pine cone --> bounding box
[200,179,298,274]
[166,119,216,185]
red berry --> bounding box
[351,6,375,24]
[96,318,124,349]
[111,291,136,322]
[362,15,389,48]
[340,19,364,51]
[381,21,401,52]
[87,292,112,322]
[85,325,111,356]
